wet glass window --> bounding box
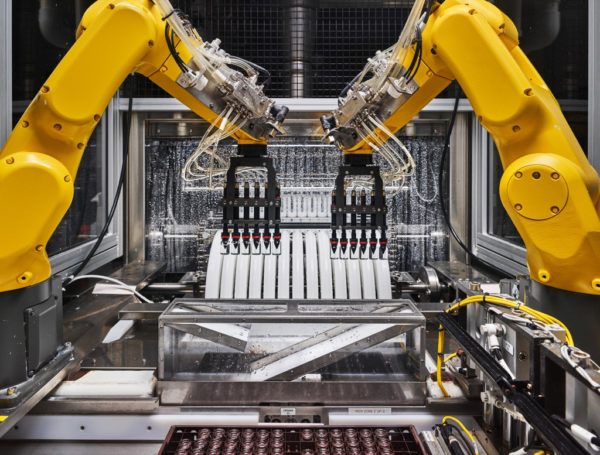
[144,115,450,273]
[12,0,107,256]
[486,0,588,246]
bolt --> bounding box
[532,171,541,179]
[518,352,527,361]
[551,172,560,180]
[6,157,14,164]
[41,85,50,93]
[35,244,43,252]
[64,175,71,182]
[550,206,559,214]
[21,120,29,128]
[7,387,16,396]
[53,123,62,131]
[514,203,522,211]
[514,171,523,178]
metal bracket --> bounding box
[221,144,281,253]
[330,154,387,258]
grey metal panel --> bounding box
[0,442,161,455]
[118,97,476,113]
[3,413,260,441]
[589,0,600,171]
[0,0,12,147]
[107,97,125,261]
[50,234,119,277]
[449,112,470,263]
[126,112,146,264]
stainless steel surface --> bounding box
[540,343,600,435]
[119,302,170,320]
[590,1,600,171]
[248,323,413,381]
[167,322,250,352]
[32,397,159,415]
[145,283,191,292]
[3,412,260,441]
[159,299,425,324]
[64,262,165,361]
[429,260,497,294]
[158,298,427,405]
[0,442,161,455]
[0,0,11,147]
[449,112,469,264]
[0,347,75,438]
[109,261,167,291]
[116,97,475,113]
[159,381,427,406]
[80,322,158,369]
[529,280,600,362]
[126,111,146,264]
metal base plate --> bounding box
[0,344,75,437]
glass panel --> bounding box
[145,116,450,274]
[12,0,107,256]
[486,0,588,246]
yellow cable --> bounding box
[437,324,450,398]
[436,294,574,401]
[443,352,458,364]
[442,415,480,455]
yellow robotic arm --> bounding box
[0,0,286,293]
[322,0,600,296]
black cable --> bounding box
[438,424,470,455]
[235,58,272,88]
[165,22,189,73]
[66,77,135,281]
[445,424,476,455]
[339,72,362,98]
[438,83,508,277]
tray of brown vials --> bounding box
[158,426,427,455]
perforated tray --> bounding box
[158,425,426,455]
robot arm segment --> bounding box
[323,0,600,295]
[0,0,286,292]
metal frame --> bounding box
[117,97,475,112]
[449,112,470,263]
[589,0,600,170]
[0,0,11,148]
[50,97,124,277]
[471,122,528,275]
[122,97,474,265]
